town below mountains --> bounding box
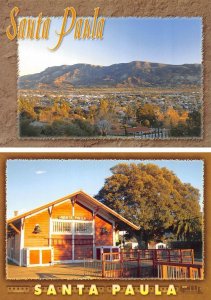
[19,61,201,90]
[18,61,202,138]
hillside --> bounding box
[18,61,201,90]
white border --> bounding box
[2,148,211,152]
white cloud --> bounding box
[35,170,47,175]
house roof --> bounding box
[7,190,139,230]
[110,126,153,135]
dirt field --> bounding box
[6,261,95,280]
[6,260,154,280]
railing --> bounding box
[51,219,93,234]
[83,259,103,278]
[75,222,93,234]
[52,219,72,234]
[102,252,137,278]
[157,262,203,279]
[154,249,194,264]
[117,249,194,263]
[101,250,155,278]
[99,249,202,279]
[95,246,120,260]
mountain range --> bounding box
[18,61,201,90]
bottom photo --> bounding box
[6,159,204,280]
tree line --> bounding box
[18,97,201,137]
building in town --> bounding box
[7,190,139,267]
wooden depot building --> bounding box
[7,190,139,267]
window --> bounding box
[52,219,72,234]
[75,222,93,234]
[51,220,93,234]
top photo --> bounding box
[17,16,202,140]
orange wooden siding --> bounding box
[74,202,93,220]
[24,210,49,247]
[74,235,93,259]
[95,215,113,246]
[22,199,114,262]
[51,234,72,261]
[50,200,93,220]
[51,201,72,218]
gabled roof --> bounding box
[7,190,139,230]
[110,126,153,135]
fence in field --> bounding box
[83,249,203,279]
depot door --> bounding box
[52,237,72,262]
[74,236,93,260]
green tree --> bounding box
[170,122,188,137]
[42,119,98,137]
[173,216,202,241]
[95,163,202,248]
[19,119,41,137]
[186,110,201,137]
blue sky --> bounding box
[18,17,202,76]
[6,159,204,218]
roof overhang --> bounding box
[7,190,140,231]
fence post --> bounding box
[163,265,168,279]
[168,249,171,262]
[153,250,157,277]
[198,265,202,279]
[120,251,123,278]
[154,249,157,262]
[102,253,105,278]
[191,249,194,264]
[180,249,183,263]
[137,250,141,277]
[187,266,191,279]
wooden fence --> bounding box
[101,250,154,278]
[93,249,202,279]
[157,262,203,279]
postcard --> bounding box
[1,0,210,146]
[1,154,208,300]
[17,16,202,139]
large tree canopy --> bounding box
[95,163,202,248]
